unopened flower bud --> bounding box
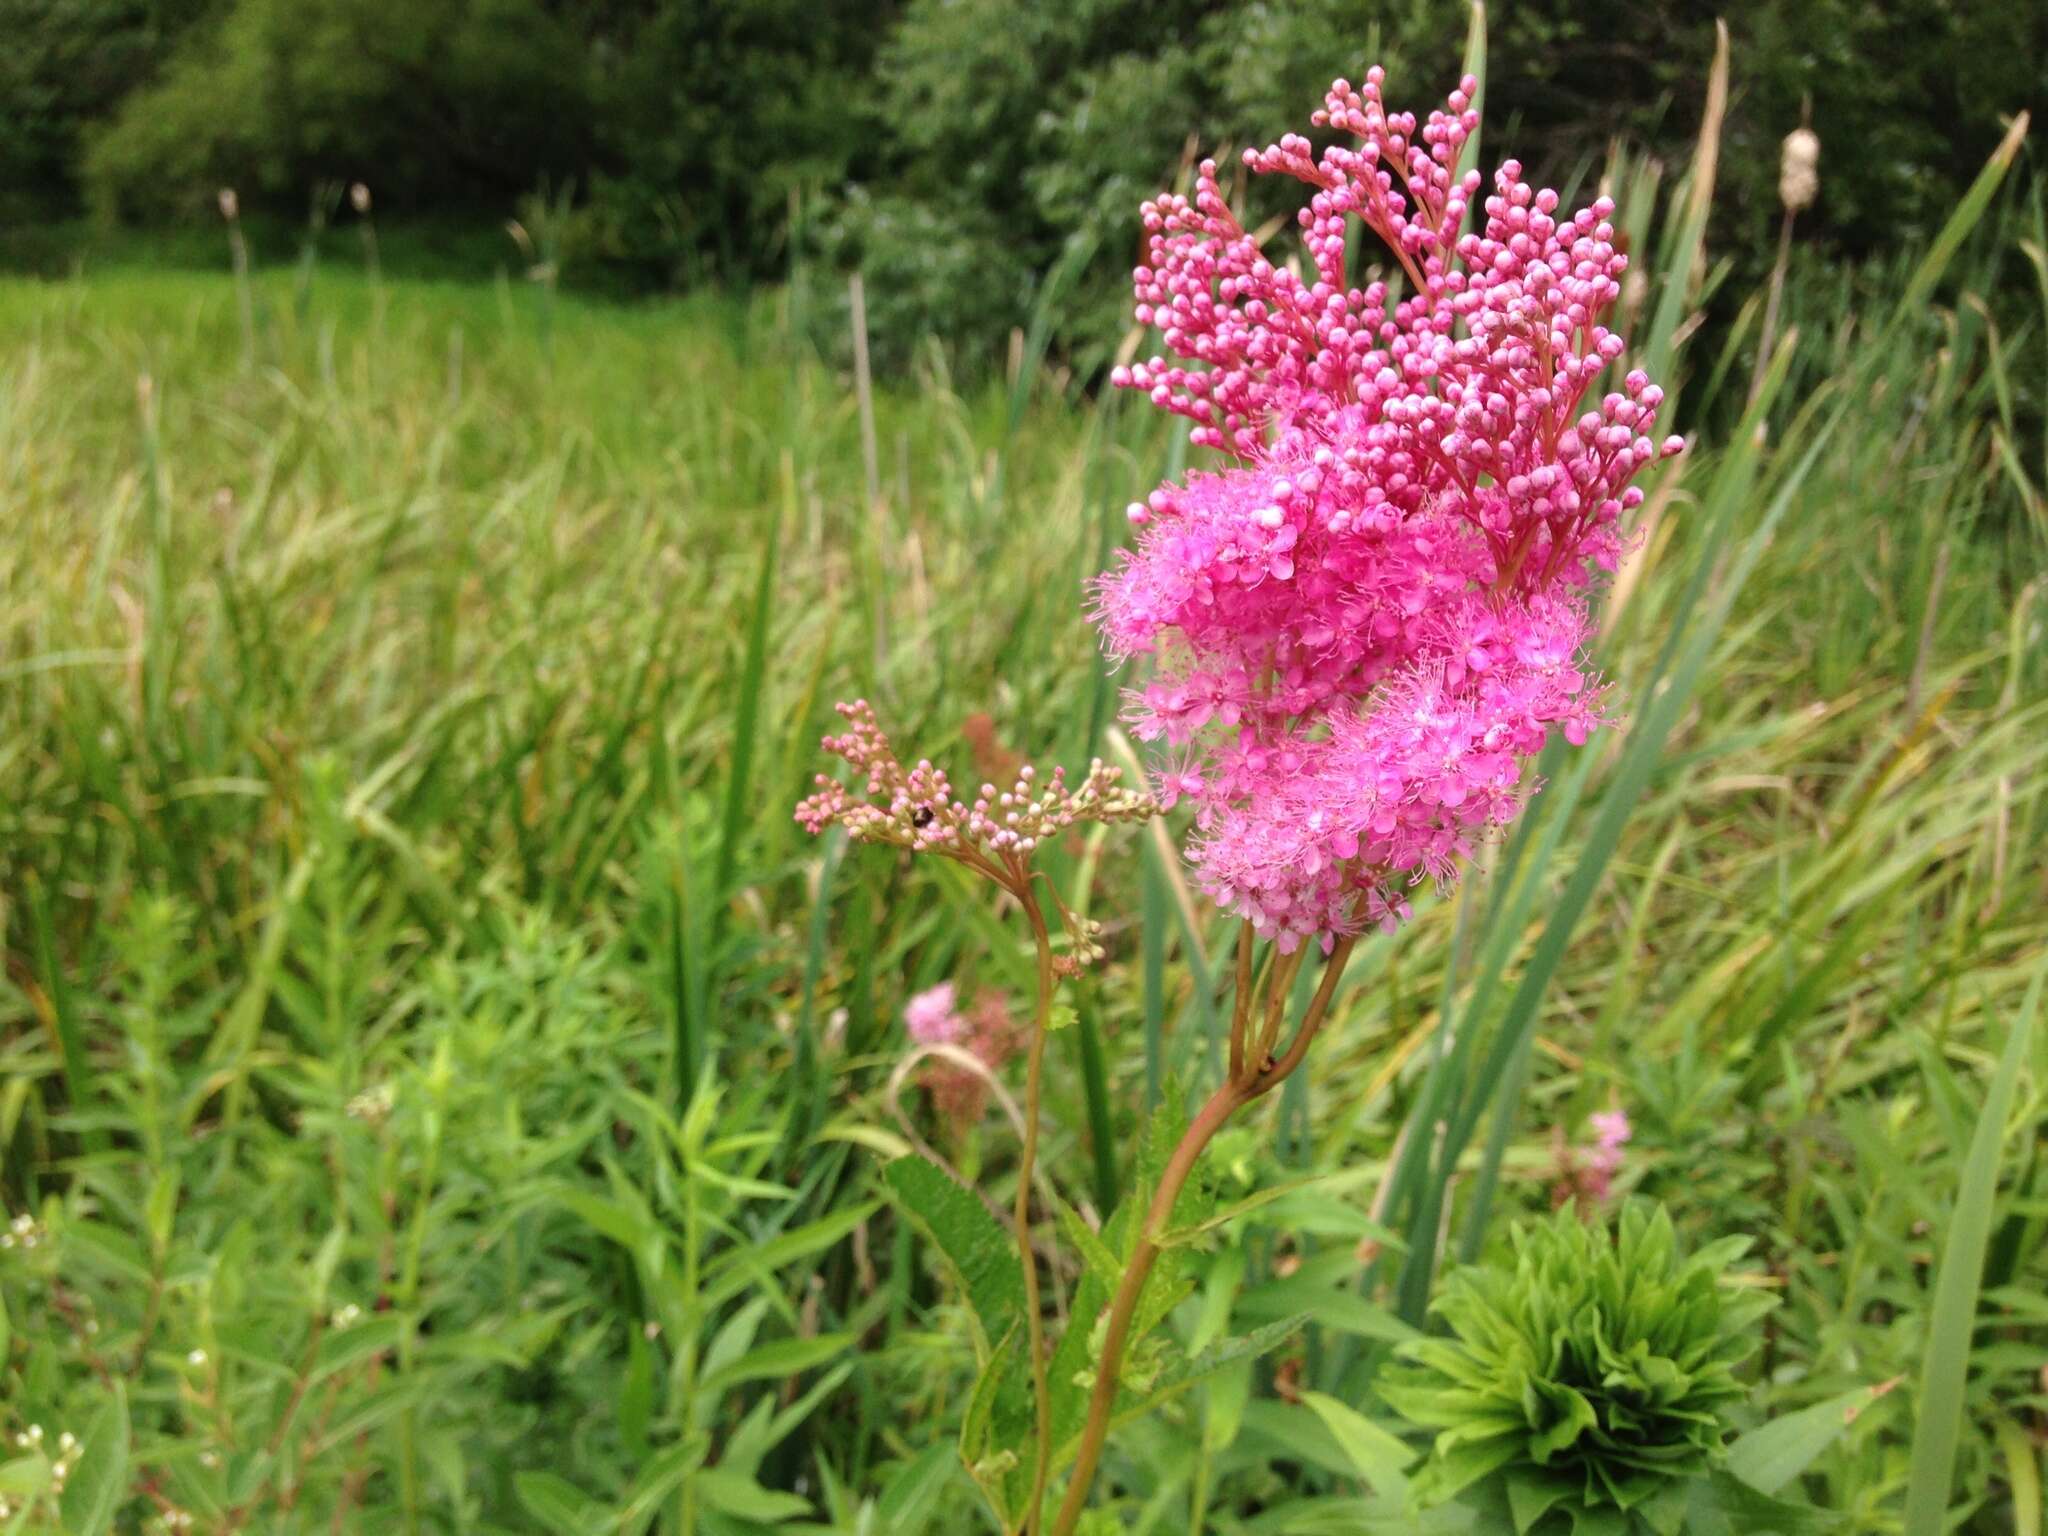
[350,182,372,215]
[217,188,239,221]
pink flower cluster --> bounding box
[902,984,1023,1130]
[904,982,967,1045]
[1555,1107,1633,1210]
[1098,68,1682,945]
[1586,1108,1633,1198]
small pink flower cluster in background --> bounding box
[1585,1108,1633,1199]
[1099,69,1682,946]
[1554,1106,1633,1210]
[903,982,966,1045]
[903,984,1022,1129]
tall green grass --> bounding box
[0,143,2043,1533]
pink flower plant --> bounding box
[799,60,1682,1536]
[1098,69,1683,948]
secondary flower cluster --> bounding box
[1555,1106,1633,1210]
[796,700,1159,865]
[902,983,1023,1130]
[1100,69,1681,944]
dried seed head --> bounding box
[1779,127,1820,213]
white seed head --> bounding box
[1779,128,1820,213]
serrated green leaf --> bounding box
[884,1156,1022,1360]
[1053,1197,1121,1287]
[959,1321,1025,1530]
[1157,1172,1342,1247]
[1065,1311,1308,1467]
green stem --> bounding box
[1014,889,1059,1536]
[1048,936,1355,1536]
[674,1165,701,1535]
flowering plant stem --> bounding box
[1015,885,1059,1535]
[1047,930,1357,1536]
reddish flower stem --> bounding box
[1013,883,1059,1535]
[1048,934,1356,1536]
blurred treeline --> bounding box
[1,0,2040,372]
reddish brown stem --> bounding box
[1013,886,1059,1536]
[1047,935,1355,1536]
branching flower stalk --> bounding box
[1048,930,1355,1536]
[797,701,1155,1532]
[802,53,1680,1534]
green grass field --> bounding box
[1,165,2045,1536]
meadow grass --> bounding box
[0,182,2043,1535]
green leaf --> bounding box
[1564,1507,1629,1536]
[514,1471,601,1535]
[1301,1391,1415,1502]
[552,1187,659,1259]
[697,1468,813,1523]
[696,1331,852,1398]
[615,1437,705,1529]
[1992,1417,2042,1536]
[698,1202,878,1311]
[0,1457,51,1499]
[875,1441,958,1535]
[1727,1381,1897,1494]
[619,1331,654,1459]
[1689,1469,1840,1534]
[1087,1313,1310,1457]
[1505,1467,1570,1534]
[1237,1274,1416,1344]
[313,1313,406,1381]
[883,1155,1023,1359]
[959,1321,1027,1530]
[1904,971,2042,1536]
[58,1387,129,1536]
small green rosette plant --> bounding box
[1381,1202,1834,1535]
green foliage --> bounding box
[0,0,212,220]
[1381,1203,1779,1529]
[3,0,2034,373]
[0,140,2042,1529]
[72,0,890,287]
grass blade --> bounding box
[1902,969,2042,1536]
